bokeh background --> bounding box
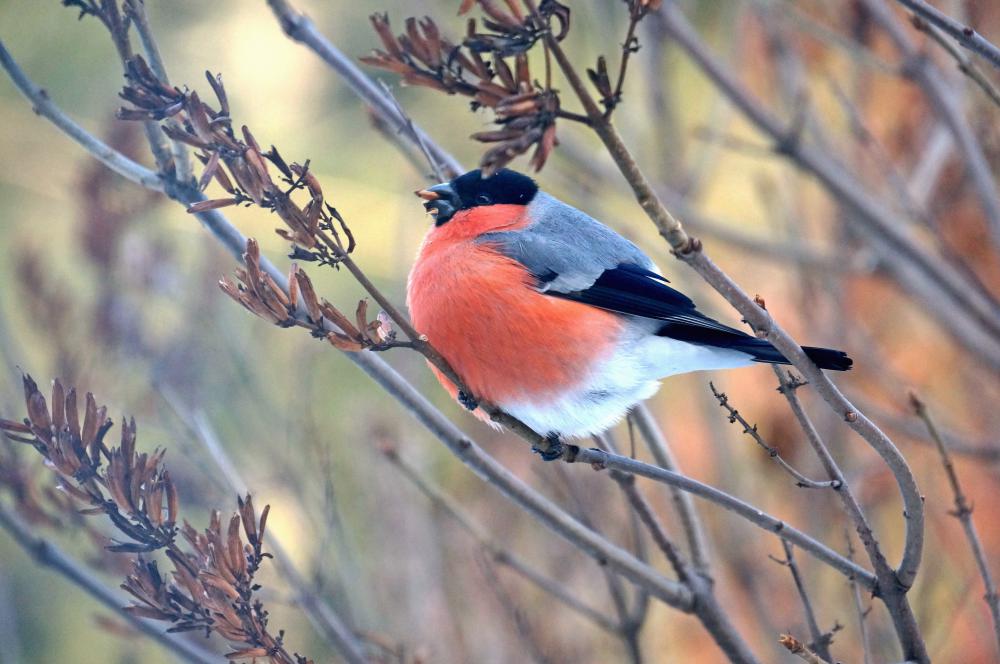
[0,1,998,662]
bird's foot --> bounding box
[532,433,564,461]
[457,390,478,411]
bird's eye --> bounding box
[475,194,493,205]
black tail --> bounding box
[658,324,853,371]
[729,339,853,371]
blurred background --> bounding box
[0,1,998,662]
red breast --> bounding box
[407,205,624,408]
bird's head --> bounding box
[415,169,538,232]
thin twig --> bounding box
[910,393,1000,658]
[0,40,163,191]
[779,633,828,664]
[894,0,1000,69]
[630,406,712,577]
[846,532,874,664]
[709,382,841,490]
[551,463,639,655]
[909,14,1000,108]
[376,80,446,182]
[852,398,1000,462]
[158,396,369,664]
[379,444,620,635]
[652,5,1000,368]
[596,433,759,664]
[595,435,689,579]
[0,504,218,664]
[563,445,875,589]
[478,555,554,664]
[265,0,462,179]
[775,541,833,662]
[621,506,649,664]
[862,0,1000,251]
[87,0,174,176]
[603,7,645,117]
[771,367,923,657]
[823,73,934,227]
[122,0,194,183]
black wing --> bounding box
[549,263,748,336]
[549,264,853,370]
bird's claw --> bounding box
[532,433,564,461]
[457,390,478,411]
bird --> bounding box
[408,168,851,456]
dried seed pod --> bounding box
[187,198,238,213]
[294,269,323,323]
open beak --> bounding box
[414,182,460,225]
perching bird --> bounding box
[408,169,851,451]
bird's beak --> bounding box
[414,182,460,225]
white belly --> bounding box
[500,333,754,438]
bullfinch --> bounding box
[408,169,851,449]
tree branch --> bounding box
[596,434,759,664]
[265,0,462,180]
[158,393,372,664]
[0,39,163,191]
[862,0,1000,251]
[846,532,874,664]
[893,0,1000,69]
[775,541,834,662]
[909,13,1000,108]
[378,444,620,635]
[540,7,928,658]
[910,393,1000,659]
[0,504,218,664]
[565,445,875,590]
[709,381,842,490]
[122,0,194,184]
[631,406,712,577]
[652,6,1000,369]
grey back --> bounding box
[476,192,655,293]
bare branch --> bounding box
[595,432,760,664]
[630,406,712,576]
[709,382,841,490]
[597,9,935,659]
[563,445,875,590]
[651,6,1000,368]
[378,443,619,635]
[771,367,925,660]
[894,0,1000,69]
[265,0,462,179]
[122,0,194,183]
[846,532,874,664]
[158,395,369,664]
[910,392,1000,658]
[0,504,218,664]
[529,5,926,655]
[776,541,834,662]
[779,633,828,664]
[909,14,1000,108]
[862,0,1000,250]
[0,40,163,191]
